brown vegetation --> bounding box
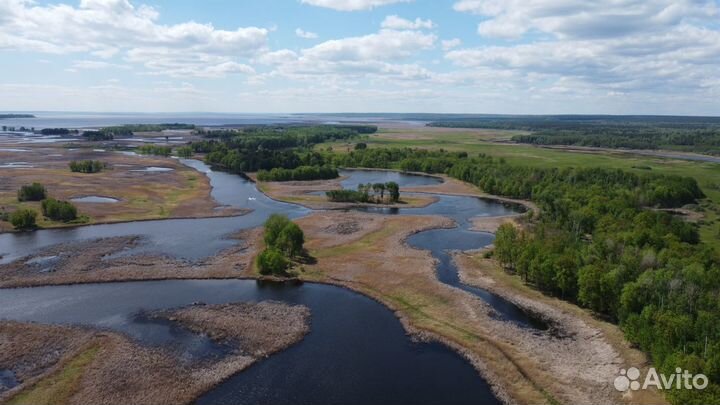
[0,228,262,288]
[1,301,310,405]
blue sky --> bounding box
[1,0,719,114]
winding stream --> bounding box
[0,161,542,404]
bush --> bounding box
[41,198,78,222]
[17,183,47,201]
[10,209,37,230]
[355,142,367,150]
[257,248,290,275]
[69,160,104,173]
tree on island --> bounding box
[258,214,305,275]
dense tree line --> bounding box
[136,144,172,156]
[257,166,338,182]
[82,130,114,141]
[41,198,78,222]
[99,123,195,138]
[258,214,305,275]
[326,182,400,204]
[193,125,371,174]
[69,160,105,173]
[40,128,73,135]
[428,115,720,155]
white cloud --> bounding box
[453,0,719,39]
[300,0,413,11]
[441,38,461,50]
[0,0,268,77]
[381,15,434,30]
[302,29,435,61]
[295,28,319,39]
[71,60,129,70]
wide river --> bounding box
[0,161,542,405]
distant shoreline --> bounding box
[0,114,35,119]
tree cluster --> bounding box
[326,182,400,204]
[257,214,305,275]
[41,198,78,222]
[17,183,47,201]
[10,209,37,230]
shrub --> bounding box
[17,183,47,201]
[10,209,37,230]
[41,198,78,222]
[257,248,289,275]
[69,160,104,173]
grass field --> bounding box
[318,127,720,249]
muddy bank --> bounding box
[452,251,667,405]
[151,301,311,358]
[0,301,310,405]
[0,229,262,288]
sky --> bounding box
[1,0,719,115]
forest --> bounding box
[191,124,374,175]
[322,146,717,404]
[428,115,720,155]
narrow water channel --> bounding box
[0,161,542,404]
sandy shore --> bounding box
[0,301,310,405]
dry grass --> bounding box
[0,146,241,232]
